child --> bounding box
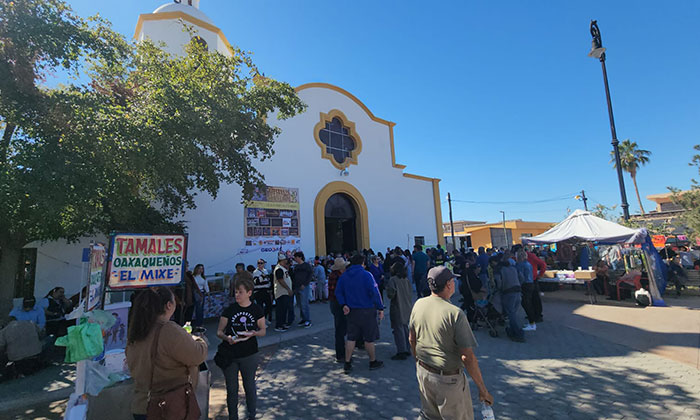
[385,262,413,360]
[215,277,266,420]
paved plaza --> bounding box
[2,296,700,419]
[210,300,700,420]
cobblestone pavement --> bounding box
[216,312,700,420]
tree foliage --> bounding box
[592,203,618,221]
[671,145,700,239]
[0,0,305,301]
[610,139,651,214]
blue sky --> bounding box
[66,0,700,224]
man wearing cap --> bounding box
[253,259,272,325]
[409,266,493,419]
[335,254,385,374]
[273,253,294,332]
[328,257,349,363]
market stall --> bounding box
[523,210,667,306]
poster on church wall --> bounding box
[242,186,301,253]
[107,233,187,289]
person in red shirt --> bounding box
[526,250,546,323]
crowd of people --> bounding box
[144,243,502,419]
[122,244,497,420]
[0,286,75,380]
[9,240,698,419]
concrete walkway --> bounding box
[3,293,700,419]
[210,298,700,420]
[543,295,700,369]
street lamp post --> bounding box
[499,210,508,249]
[588,20,630,221]
[447,193,456,252]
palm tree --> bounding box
[610,139,651,215]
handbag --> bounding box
[146,323,201,420]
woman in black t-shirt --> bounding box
[215,276,266,420]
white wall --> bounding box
[183,86,439,272]
[26,237,106,299]
[136,11,231,57]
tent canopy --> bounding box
[522,210,647,245]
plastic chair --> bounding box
[616,270,642,301]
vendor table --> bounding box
[539,270,598,304]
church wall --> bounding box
[137,19,230,57]
[183,86,440,272]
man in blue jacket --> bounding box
[335,254,384,374]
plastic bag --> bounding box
[55,320,104,362]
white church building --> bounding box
[23,0,444,299]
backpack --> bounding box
[634,288,651,307]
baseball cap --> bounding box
[427,266,459,292]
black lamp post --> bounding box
[588,20,630,221]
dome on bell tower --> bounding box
[152,1,213,24]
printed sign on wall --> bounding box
[243,186,301,253]
[107,234,187,289]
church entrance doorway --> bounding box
[324,193,357,254]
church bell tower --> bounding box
[134,0,232,57]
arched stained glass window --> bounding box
[318,118,356,164]
[313,110,363,170]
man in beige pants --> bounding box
[409,266,494,420]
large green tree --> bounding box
[610,139,651,215]
[0,0,305,309]
[672,145,700,239]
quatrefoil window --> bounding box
[313,110,362,170]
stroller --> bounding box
[472,292,504,338]
[459,276,504,338]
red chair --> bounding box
[616,270,642,301]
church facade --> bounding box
[24,0,444,298]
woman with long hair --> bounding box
[125,287,208,420]
[192,264,209,326]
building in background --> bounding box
[632,191,693,248]
[443,219,554,251]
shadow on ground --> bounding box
[210,311,700,420]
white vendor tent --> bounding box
[522,209,647,245]
[522,209,667,306]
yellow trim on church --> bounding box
[296,83,407,170]
[314,182,370,256]
[133,11,235,54]
[312,109,363,171]
[299,82,445,248]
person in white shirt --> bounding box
[252,259,272,324]
[192,264,208,326]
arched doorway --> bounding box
[324,193,357,254]
[314,181,370,256]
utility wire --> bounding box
[447,192,578,205]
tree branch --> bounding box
[0,123,16,165]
